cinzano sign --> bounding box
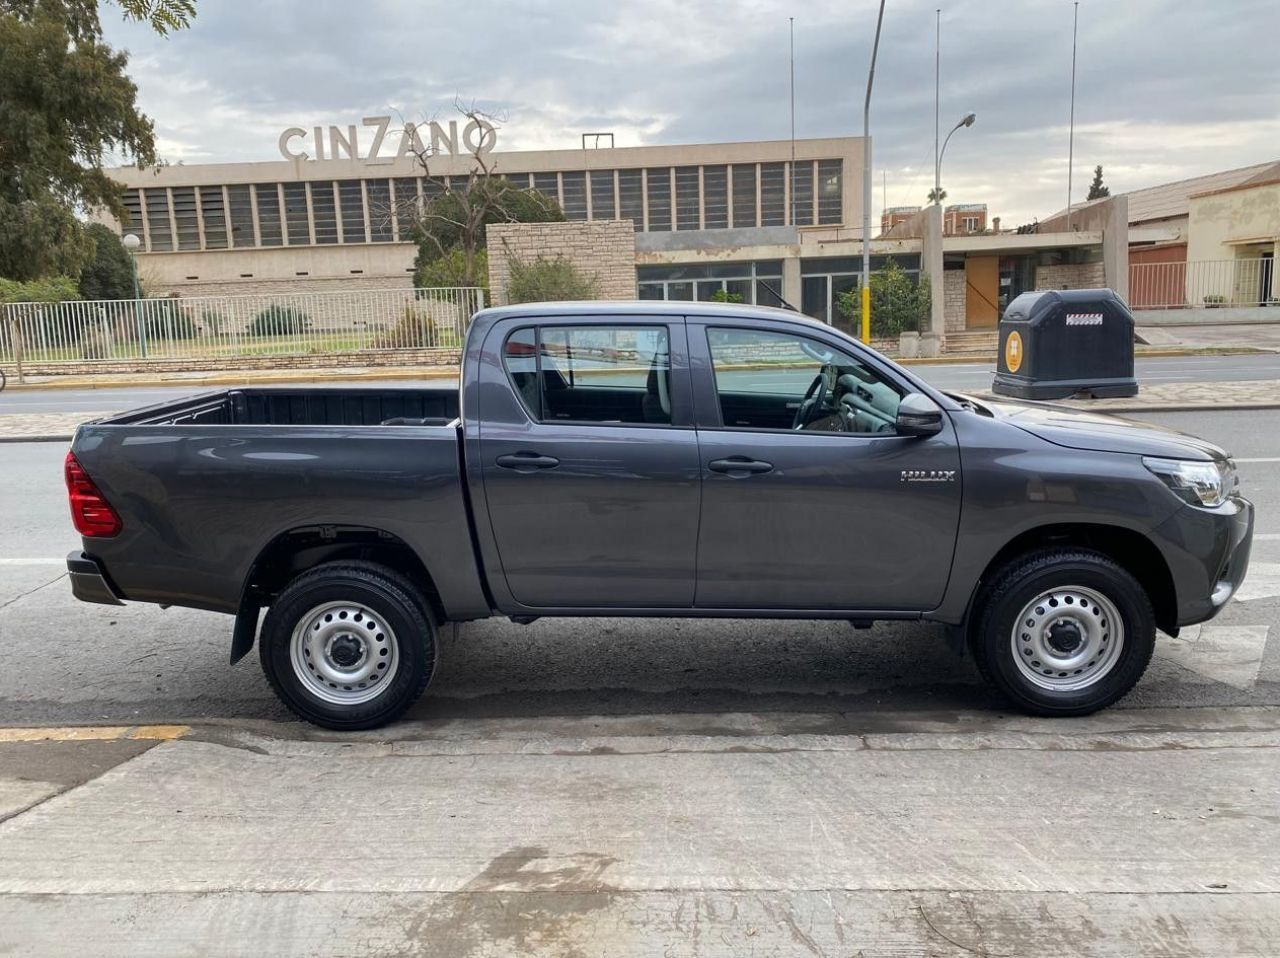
[278,116,498,165]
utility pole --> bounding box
[934,9,940,203]
[1066,1,1079,230]
[789,17,796,228]
[861,0,886,345]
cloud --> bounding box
[103,0,1280,225]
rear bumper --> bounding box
[66,551,125,606]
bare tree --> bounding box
[380,100,562,289]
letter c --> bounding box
[279,127,309,161]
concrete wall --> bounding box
[487,220,637,306]
[1187,182,1280,302]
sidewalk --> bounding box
[1,707,1278,957]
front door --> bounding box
[477,318,701,609]
[689,322,962,611]
[965,255,1000,328]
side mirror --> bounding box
[895,392,944,437]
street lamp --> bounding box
[860,0,887,345]
[122,233,146,358]
[933,112,976,205]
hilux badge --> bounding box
[901,470,956,483]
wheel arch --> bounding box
[231,525,444,664]
[968,522,1178,638]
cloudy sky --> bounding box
[104,0,1279,227]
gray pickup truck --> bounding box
[65,301,1254,729]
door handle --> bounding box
[495,452,560,472]
[708,457,773,476]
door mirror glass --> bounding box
[895,392,944,437]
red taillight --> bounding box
[65,451,122,538]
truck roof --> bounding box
[472,300,831,331]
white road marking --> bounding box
[1161,625,1270,690]
[1235,561,1280,602]
[1237,457,1280,463]
[0,558,65,566]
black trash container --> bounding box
[992,288,1138,400]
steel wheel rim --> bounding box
[289,601,400,705]
[1010,585,1125,692]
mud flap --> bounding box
[230,595,261,665]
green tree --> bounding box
[1086,164,1110,200]
[415,248,489,292]
[710,289,744,304]
[836,260,930,338]
[78,222,137,300]
[0,0,194,280]
[506,254,600,304]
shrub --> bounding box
[0,275,80,305]
[710,288,744,304]
[249,304,311,337]
[414,248,488,292]
[506,254,600,304]
[371,304,463,350]
[836,260,931,338]
[141,297,198,340]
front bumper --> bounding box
[1157,495,1253,628]
[66,551,125,606]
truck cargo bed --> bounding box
[98,386,460,427]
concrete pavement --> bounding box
[2,709,1279,957]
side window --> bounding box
[502,325,672,425]
[706,328,902,434]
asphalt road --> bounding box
[5,352,1280,414]
[1,409,1276,728]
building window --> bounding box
[800,255,921,335]
[646,167,671,232]
[282,183,309,245]
[531,172,560,206]
[791,161,814,226]
[255,184,283,247]
[561,171,587,220]
[392,177,420,240]
[171,186,200,250]
[618,168,643,230]
[760,162,785,227]
[674,166,700,230]
[121,189,144,235]
[589,169,616,220]
[703,165,728,230]
[338,179,366,243]
[817,159,843,225]
[366,179,393,242]
[198,187,227,249]
[962,215,979,232]
[636,260,783,305]
[144,188,173,251]
[732,164,757,228]
[227,185,255,248]
[310,181,338,244]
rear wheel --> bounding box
[970,548,1156,716]
[259,562,437,730]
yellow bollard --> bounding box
[860,285,871,344]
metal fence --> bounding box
[1128,258,1276,309]
[0,286,485,367]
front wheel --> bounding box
[259,561,437,730]
[970,548,1156,716]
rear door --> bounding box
[476,315,701,609]
[689,320,962,611]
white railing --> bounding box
[1128,258,1277,309]
[0,286,484,366]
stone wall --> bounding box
[943,269,967,333]
[164,275,413,300]
[1034,262,1106,291]
[486,220,637,306]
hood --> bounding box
[960,394,1230,461]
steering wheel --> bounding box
[792,373,828,430]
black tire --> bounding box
[970,548,1156,716]
[259,561,438,730]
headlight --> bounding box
[1143,456,1237,507]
